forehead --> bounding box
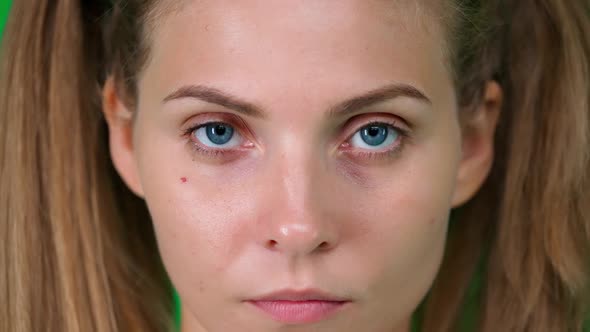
[141,0,452,112]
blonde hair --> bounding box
[1,0,589,331]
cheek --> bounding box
[132,127,249,296]
[347,167,452,279]
[348,184,450,330]
[143,176,248,280]
[340,136,459,296]
[142,178,253,322]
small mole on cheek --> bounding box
[180,177,187,183]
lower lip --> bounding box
[248,300,349,324]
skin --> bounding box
[102,1,502,331]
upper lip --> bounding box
[248,289,351,302]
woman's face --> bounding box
[105,1,493,331]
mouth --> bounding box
[245,288,352,324]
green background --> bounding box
[0,0,11,39]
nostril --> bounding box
[265,239,331,252]
[267,239,278,249]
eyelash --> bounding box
[182,117,410,161]
[340,119,409,161]
[182,125,242,159]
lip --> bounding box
[246,289,351,324]
[250,288,350,302]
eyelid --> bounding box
[339,113,410,142]
[182,112,259,144]
[182,112,241,133]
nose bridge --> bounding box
[260,138,338,255]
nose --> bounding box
[266,221,335,255]
[258,149,340,257]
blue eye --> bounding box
[193,122,240,148]
[206,123,234,144]
[351,123,400,149]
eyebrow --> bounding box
[162,83,432,119]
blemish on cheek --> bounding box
[181,177,188,183]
